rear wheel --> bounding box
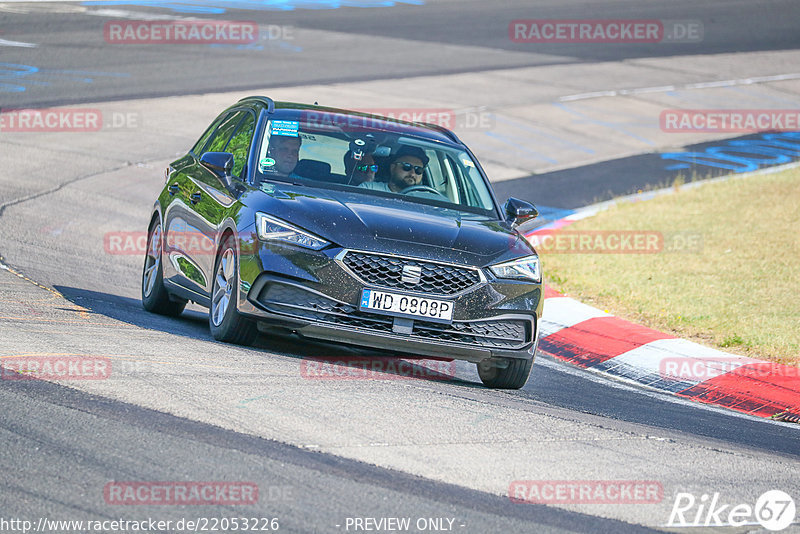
[141,220,186,316]
[209,236,258,345]
[477,357,533,389]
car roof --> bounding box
[235,96,462,146]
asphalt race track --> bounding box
[1,1,799,533]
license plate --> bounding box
[359,289,453,323]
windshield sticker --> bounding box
[299,133,316,141]
[271,120,300,137]
[461,158,475,167]
[259,157,276,171]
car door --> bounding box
[162,110,245,297]
[183,109,257,297]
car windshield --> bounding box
[254,115,497,216]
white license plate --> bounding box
[359,289,453,322]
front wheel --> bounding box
[141,220,186,316]
[209,236,258,345]
[477,357,533,389]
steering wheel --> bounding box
[399,185,448,198]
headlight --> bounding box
[489,255,541,283]
[255,212,329,250]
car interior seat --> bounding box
[293,159,331,181]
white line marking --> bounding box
[559,73,800,101]
[0,38,37,48]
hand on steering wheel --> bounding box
[399,185,448,198]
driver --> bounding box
[265,134,301,177]
[359,146,428,193]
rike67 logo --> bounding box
[668,490,796,531]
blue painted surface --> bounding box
[660,132,800,173]
[526,205,576,230]
[82,0,423,14]
[0,63,129,93]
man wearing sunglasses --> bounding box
[359,145,429,193]
[344,150,378,186]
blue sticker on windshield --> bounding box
[271,120,300,137]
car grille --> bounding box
[340,251,481,295]
[258,283,528,350]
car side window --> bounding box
[224,111,256,179]
[205,111,247,154]
[191,112,229,155]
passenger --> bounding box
[264,134,301,177]
[359,146,428,193]
[344,150,378,186]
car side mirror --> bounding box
[200,152,234,178]
[504,197,538,227]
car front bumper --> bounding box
[236,244,542,363]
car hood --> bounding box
[248,183,534,265]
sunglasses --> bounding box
[356,164,379,173]
[395,161,425,175]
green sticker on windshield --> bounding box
[259,157,276,171]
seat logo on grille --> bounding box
[401,265,422,285]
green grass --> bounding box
[541,166,800,366]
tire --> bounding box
[209,235,258,345]
[142,220,187,316]
[477,357,533,389]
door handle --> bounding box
[168,183,180,196]
[190,191,202,204]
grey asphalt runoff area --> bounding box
[1,1,799,532]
